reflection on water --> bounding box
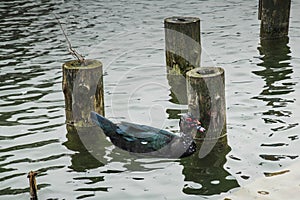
[253,37,297,132]
[180,141,238,195]
[63,126,104,172]
[252,37,299,179]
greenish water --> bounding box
[1,0,300,199]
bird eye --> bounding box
[186,118,192,122]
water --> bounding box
[1,0,300,199]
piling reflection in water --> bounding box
[253,37,296,131]
[252,37,299,167]
[63,125,105,172]
[180,140,239,195]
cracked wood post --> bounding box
[259,0,291,39]
[186,67,226,140]
[186,67,227,158]
[164,16,201,104]
[62,59,104,127]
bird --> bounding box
[90,111,205,158]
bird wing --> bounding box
[118,121,176,143]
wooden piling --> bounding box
[186,67,227,158]
[62,59,104,127]
[164,16,201,75]
[164,16,201,104]
[186,67,226,140]
[259,0,291,39]
[27,171,38,200]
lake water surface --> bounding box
[1,0,300,199]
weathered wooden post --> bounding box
[186,67,227,158]
[27,171,38,200]
[258,0,291,39]
[164,16,201,104]
[62,58,107,171]
[181,68,235,190]
[165,16,201,74]
[62,59,104,127]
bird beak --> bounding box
[190,119,205,133]
[197,125,206,133]
[197,126,206,133]
[195,120,205,132]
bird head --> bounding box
[179,113,205,134]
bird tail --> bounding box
[90,111,117,135]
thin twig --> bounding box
[53,13,86,65]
